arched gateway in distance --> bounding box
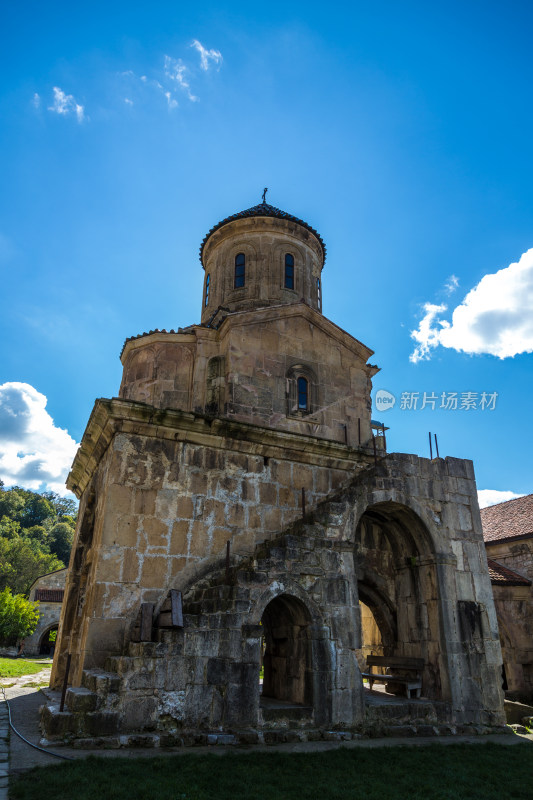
[43,198,505,745]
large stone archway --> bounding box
[354,501,446,700]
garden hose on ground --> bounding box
[1,684,74,761]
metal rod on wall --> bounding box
[59,653,72,712]
[225,540,230,583]
[302,488,306,520]
[429,432,433,460]
[434,433,440,458]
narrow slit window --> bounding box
[205,273,210,306]
[234,253,245,288]
[297,376,309,411]
[317,277,322,310]
[284,253,294,289]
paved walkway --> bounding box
[3,682,533,794]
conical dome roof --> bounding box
[200,201,326,265]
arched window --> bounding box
[284,253,294,289]
[297,376,309,411]
[317,277,322,311]
[234,253,245,288]
[205,273,210,307]
[287,364,317,417]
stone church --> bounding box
[43,198,505,744]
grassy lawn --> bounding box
[0,656,51,680]
[10,743,533,800]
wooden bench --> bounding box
[361,655,424,699]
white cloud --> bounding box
[190,39,222,71]
[478,489,525,509]
[124,98,133,106]
[444,274,459,294]
[32,93,41,109]
[48,86,85,122]
[164,55,198,102]
[164,91,178,109]
[410,303,447,363]
[0,383,78,496]
[410,248,533,362]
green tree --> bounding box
[42,491,78,520]
[0,488,25,523]
[0,537,64,595]
[17,491,55,529]
[48,522,74,564]
[0,587,40,645]
[0,515,21,539]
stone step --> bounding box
[364,700,438,723]
[81,668,120,695]
[65,687,99,713]
[260,703,314,724]
[40,704,77,738]
[41,703,121,740]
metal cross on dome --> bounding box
[262,187,268,203]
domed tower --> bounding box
[200,196,325,323]
[118,195,376,447]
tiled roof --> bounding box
[480,493,533,543]
[199,201,326,265]
[487,558,531,587]
[35,589,65,602]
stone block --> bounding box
[189,520,210,556]
[176,495,194,520]
[96,546,124,583]
[134,489,157,516]
[66,687,99,713]
[142,517,169,547]
[259,483,277,505]
[83,711,121,737]
[116,514,140,547]
[170,519,190,553]
[121,696,159,731]
[141,555,168,586]
[122,548,141,582]
[40,705,77,738]
[84,617,126,656]
[106,484,133,515]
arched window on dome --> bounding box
[234,253,245,288]
[317,277,322,311]
[297,376,308,411]
[284,253,294,289]
[205,274,210,307]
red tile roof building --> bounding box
[480,494,533,701]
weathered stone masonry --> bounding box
[44,199,505,743]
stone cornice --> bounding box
[118,304,376,368]
[67,398,375,498]
[120,331,200,364]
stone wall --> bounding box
[486,538,533,701]
[49,446,505,734]
[24,568,66,656]
[52,399,371,688]
[119,305,377,448]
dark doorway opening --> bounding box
[260,594,312,706]
[39,626,58,656]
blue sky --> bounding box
[0,1,532,503]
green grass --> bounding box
[10,743,533,800]
[0,656,51,679]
